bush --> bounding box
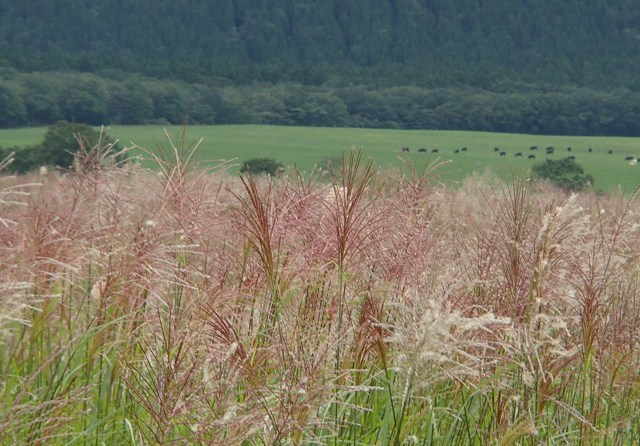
[239,157,284,176]
[0,146,42,174]
[39,121,111,168]
[6,121,120,173]
[316,155,343,180]
[531,157,594,191]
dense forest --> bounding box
[0,0,638,135]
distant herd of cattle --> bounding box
[400,145,639,162]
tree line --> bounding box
[1,70,639,136]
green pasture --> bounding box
[1,124,639,192]
[0,126,50,147]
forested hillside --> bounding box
[1,0,639,87]
[0,0,638,134]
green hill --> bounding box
[0,1,638,134]
[0,0,640,86]
[1,0,638,88]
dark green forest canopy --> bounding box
[1,0,638,87]
[0,0,638,135]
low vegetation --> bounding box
[1,137,640,445]
[532,157,594,191]
[0,121,122,173]
[239,157,284,176]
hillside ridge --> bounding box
[0,0,638,87]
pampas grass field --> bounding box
[1,134,640,445]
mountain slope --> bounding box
[0,0,638,87]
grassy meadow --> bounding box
[1,139,640,444]
[1,124,639,193]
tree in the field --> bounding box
[239,157,284,176]
[38,121,113,168]
[531,157,594,191]
[7,121,121,173]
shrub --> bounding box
[239,157,284,176]
[0,145,42,174]
[316,155,343,179]
[531,157,594,190]
[39,121,119,168]
[6,121,121,173]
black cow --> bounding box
[494,147,500,152]
[454,149,460,154]
[461,147,468,152]
[567,147,572,152]
[418,148,427,153]
[588,148,593,153]
[500,152,506,156]
[515,152,523,157]
[528,154,535,159]
[431,148,438,153]
[625,156,634,161]
[608,150,613,154]
[530,146,538,150]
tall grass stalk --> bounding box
[1,139,640,444]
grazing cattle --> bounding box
[431,148,438,153]
[546,146,555,152]
[461,147,468,152]
[588,148,593,152]
[500,152,506,156]
[608,150,613,154]
[494,147,500,152]
[528,154,535,159]
[454,149,460,154]
[418,148,427,153]
[625,156,634,161]
[515,152,523,157]
[567,147,572,152]
[401,147,410,152]
[530,146,538,150]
